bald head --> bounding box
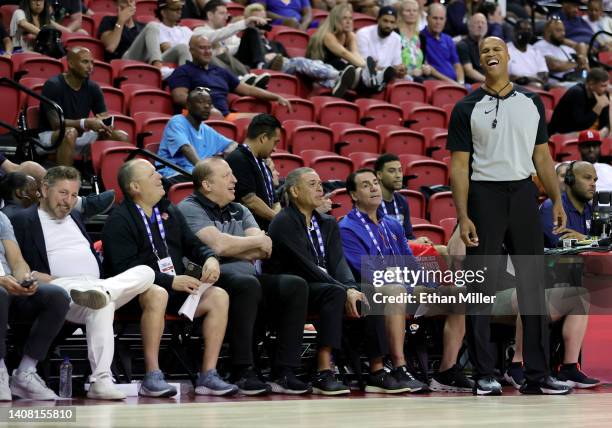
[427,3,446,35]
[19,161,46,185]
[567,161,597,203]
[189,35,213,67]
[67,47,94,79]
[469,13,488,39]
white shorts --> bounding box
[37,130,99,153]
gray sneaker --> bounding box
[70,287,110,310]
[139,370,177,398]
[195,369,238,396]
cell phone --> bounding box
[102,116,114,127]
[185,261,203,280]
[20,279,34,288]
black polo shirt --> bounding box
[456,36,484,83]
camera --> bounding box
[256,23,273,32]
[590,191,612,241]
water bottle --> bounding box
[59,357,72,398]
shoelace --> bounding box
[400,367,416,380]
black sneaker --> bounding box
[381,66,396,87]
[519,376,572,395]
[268,368,311,395]
[391,366,429,393]
[254,73,271,89]
[556,363,600,389]
[234,367,271,396]
[332,65,356,98]
[82,190,115,218]
[365,369,412,394]
[473,376,502,396]
[366,56,377,87]
[312,370,350,396]
[503,362,525,390]
[430,365,474,393]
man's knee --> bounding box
[0,287,9,307]
[279,275,309,301]
[39,284,71,313]
[220,274,262,301]
[140,285,168,312]
[63,127,78,146]
[208,286,229,308]
[143,21,160,35]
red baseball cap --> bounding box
[578,129,602,145]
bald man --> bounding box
[540,161,597,247]
[456,13,487,84]
[38,47,129,166]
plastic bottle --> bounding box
[59,357,72,398]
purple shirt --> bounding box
[255,0,310,24]
[420,28,460,81]
[557,11,594,45]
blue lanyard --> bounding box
[381,195,402,222]
[306,215,326,267]
[243,144,274,207]
[354,209,396,259]
[136,205,169,260]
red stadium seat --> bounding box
[25,105,39,129]
[91,141,136,175]
[92,60,114,86]
[272,28,310,51]
[63,36,106,61]
[135,14,159,25]
[0,5,18,30]
[353,14,376,30]
[399,154,448,190]
[92,12,116,35]
[410,216,430,225]
[270,152,304,178]
[135,112,170,147]
[232,117,252,143]
[377,125,426,156]
[0,85,22,127]
[549,134,578,161]
[136,0,158,15]
[442,103,454,127]
[421,127,449,160]
[0,57,12,79]
[111,60,162,88]
[329,122,380,155]
[599,50,612,66]
[412,224,445,245]
[168,182,194,205]
[527,87,555,111]
[181,18,206,29]
[100,86,126,114]
[398,189,425,218]
[127,88,174,115]
[312,96,360,126]
[301,150,353,181]
[227,2,245,17]
[311,8,329,21]
[560,140,581,161]
[144,141,160,153]
[273,97,315,123]
[401,102,446,131]
[204,119,238,142]
[112,114,137,144]
[100,146,143,202]
[428,84,468,107]
[428,191,455,224]
[439,217,457,243]
[19,78,45,108]
[549,86,567,107]
[14,56,63,81]
[252,70,300,96]
[230,96,272,114]
[422,80,449,101]
[355,99,403,129]
[348,152,378,169]
[385,81,427,104]
[90,0,117,13]
[329,188,352,219]
[283,120,334,153]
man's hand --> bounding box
[258,235,273,258]
[316,193,333,214]
[201,257,221,284]
[0,275,38,296]
[393,64,407,78]
[459,217,479,247]
[172,275,202,295]
[422,64,432,76]
[345,288,366,318]
[552,200,567,234]
[558,228,587,241]
[85,118,113,134]
[246,16,268,27]
[276,96,292,112]
[282,17,300,28]
[117,3,136,26]
[414,236,434,246]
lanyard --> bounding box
[306,215,326,267]
[243,144,274,206]
[381,195,402,222]
[136,205,169,261]
[354,209,396,259]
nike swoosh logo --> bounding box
[230,211,239,216]
[484,108,495,114]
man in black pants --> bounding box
[448,36,571,395]
[178,157,312,394]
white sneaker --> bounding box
[0,368,11,401]
[9,369,58,400]
[70,287,110,310]
[87,375,126,400]
[160,66,175,80]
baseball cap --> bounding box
[578,129,602,145]
[378,6,398,19]
[157,0,184,10]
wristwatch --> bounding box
[115,23,122,29]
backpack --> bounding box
[33,26,66,59]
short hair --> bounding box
[203,0,225,17]
[0,172,29,201]
[117,159,141,198]
[192,157,224,188]
[477,1,498,18]
[285,167,315,201]
[244,2,265,17]
[346,168,376,193]
[246,113,282,140]
[43,166,81,188]
[587,67,609,84]
[374,153,400,172]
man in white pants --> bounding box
[10,166,175,400]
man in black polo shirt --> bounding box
[226,114,281,231]
[98,0,145,63]
[448,36,571,395]
[456,13,487,85]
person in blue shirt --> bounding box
[156,88,238,183]
[539,161,597,247]
[255,0,313,30]
[556,0,595,45]
[339,168,473,393]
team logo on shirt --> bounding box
[161,212,169,221]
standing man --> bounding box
[447,36,571,395]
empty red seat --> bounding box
[348,152,378,169]
[254,70,300,95]
[559,140,581,161]
[528,87,556,111]
[270,152,304,178]
[355,99,403,128]
[428,84,468,107]
[312,96,359,127]
[0,57,12,79]
[92,60,114,86]
[14,56,63,81]
[549,87,567,106]
[230,96,272,114]
[111,60,162,88]
[272,28,309,50]
[412,224,445,245]
[204,119,238,142]
[0,85,22,127]
[91,140,136,175]
[63,36,106,61]
[181,18,206,29]
[283,120,334,153]
[399,154,448,190]
[301,150,353,181]
[353,14,376,30]
[385,81,427,104]
[90,0,117,13]
[273,97,315,123]
[127,88,174,115]
[168,182,194,205]
[421,127,449,160]
[398,189,426,219]
[329,188,352,219]
[428,191,455,224]
[401,101,446,131]
[0,5,18,30]
[329,122,380,155]
[100,86,126,114]
[549,134,578,161]
[25,105,39,128]
[227,2,245,17]
[377,125,426,156]
[439,217,457,243]
[100,146,141,202]
[136,0,158,15]
[112,114,137,144]
[410,216,430,225]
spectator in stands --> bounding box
[0,22,13,56]
[534,18,589,86]
[396,0,431,81]
[575,130,612,191]
[181,0,205,19]
[457,13,487,84]
[548,67,611,136]
[584,0,612,48]
[235,3,357,98]
[444,0,469,37]
[420,3,465,86]
[256,0,313,30]
[477,0,511,41]
[339,169,470,393]
[0,211,69,400]
[226,114,281,231]
[156,88,237,183]
[177,158,317,394]
[305,3,391,92]
[0,172,39,219]
[38,47,130,166]
[265,167,411,394]
[356,6,406,81]
[102,159,240,397]
[53,0,90,34]
[168,35,292,117]
[556,162,571,192]
[98,0,146,63]
[11,166,170,400]
[9,0,73,51]
[508,20,550,88]
[555,0,594,45]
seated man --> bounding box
[0,172,39,219]
[168,35,292,119]
[556,162,571,193]
[103,159,240,396]
[39,47,129,166]
[177,157,314,394]
[265,167,411,394]
[256,0,313,30]
[583,0,612,48]
[456,13,487,84]
[54,0,90,34]
[11,166,172,400]
[339,169,469,392]
[555,0,594,45]
[226,114,281,231]
[0,211,70,400]
[575,130,612,191]
[98,0,146,63]
[419,4,464,86]
[156,88,237,184]
[508,20,550,88]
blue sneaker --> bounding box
[195,369,238,396]
[139,370,177,398]
[504,362,525,390]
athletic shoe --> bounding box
[87,374,127,400]
[504,362,525,390]
[70,287,110,310]
[269,368,311,395]
[376,66,396,91]
[332,65,356,98]
[556,363,600,389]
[268,54,285,71]
[391,365,429,392]
[195,369,238,396]
[365,56,377,87]
[241,74,257,85]
[311,370,349,396]
[234,367,271,396]
[82,190,115,218]
[0,368,11,401]
[139,370,177,397]
[365,369,412,394]
[472,376,502,396]
[430,365,474,393]
[519,376,572,395]
[10,369,58,400]
[254,73,271,89]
